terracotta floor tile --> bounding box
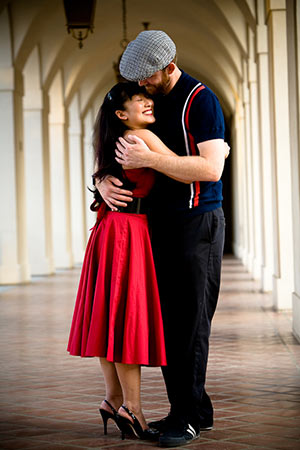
[27,445,92,450]
[0,257,299,449]
[200,429,252,441]
[0,439,44,449]
[188,439,249,449]
[229,433,299,449]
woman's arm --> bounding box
[123,129,190,184]
[123,129,177,156]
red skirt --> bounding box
[67,211,167,366]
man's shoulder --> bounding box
[179,70,201,92]
[179,71,218,102]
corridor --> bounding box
[0,256,299,450]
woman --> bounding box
[67,82,188,440]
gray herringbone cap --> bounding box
[119,30,176,81]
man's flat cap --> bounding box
[119,30,176,82]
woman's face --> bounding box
[117,94,155,129]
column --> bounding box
[232,92,246,260]
[248,27,263,281]
[68,94,85,263]
[256,4,274,292]
[0,66,31,283]
[23,47,54,275]
[83,110,96,234]
[48,71,73,268]
[242,60,255,273]
[286,0,300,339]
[266,0,294,309]
[0,7,30,283]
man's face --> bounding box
[138,69,171,95]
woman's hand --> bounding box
[224,142,230,159]
[96,175,133,210]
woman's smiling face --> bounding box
[116,94,155,129]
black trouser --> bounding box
[151,208,225,428]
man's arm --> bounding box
[96,176,133,210]
[97,129,196,209]
[115,135,226,183]
[123,129,191,184]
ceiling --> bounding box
[1,0,257,119]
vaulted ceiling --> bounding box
[2,0,257,119]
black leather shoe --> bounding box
[148,415,174,433]
[200,422,213,431]
[149,415,213,433]
[159,423,200,447]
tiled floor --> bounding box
[0,256,300,449]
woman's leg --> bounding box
[99,357,123,411]
[115,362,148,430]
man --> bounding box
[98,30,226,447]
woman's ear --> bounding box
[115,110,127,121]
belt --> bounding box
[117,197,148,214]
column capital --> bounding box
[266,0,286,21]
[0,66,24,95]
[257,24,268,54]
[0,67,14,90]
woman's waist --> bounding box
[117,196,150,214]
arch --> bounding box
[0,5,13,67]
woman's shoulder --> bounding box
[123,128,155,141]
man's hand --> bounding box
[115,135,153,169]
[96,175,133,210]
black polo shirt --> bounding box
[150,70,225,215]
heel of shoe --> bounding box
[99,408,110,435]
[116,414,130,440]
[119,405,159,441]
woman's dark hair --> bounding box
[92,82,149,185]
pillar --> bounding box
[23,46,54,275]
[256,3,274,292]
[83,110,96,234]
[68,94,85,263]
[232,91,246,260]
[48,71,73,268]
[286,0,300,339]
[0,7,30,283]
[266,0,294,309]
[248,27,263,281]
[242,60,255,273]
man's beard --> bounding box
[145,71,171,95]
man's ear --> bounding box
[115,110,127,120]
[166,62,176,75]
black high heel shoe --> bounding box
[99,400,122,435]
[99,400,133,437]
[118,404,160,441]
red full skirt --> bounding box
[67,211,166,366]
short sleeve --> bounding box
[188,87,225,143]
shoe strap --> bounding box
[121,404,136,421]
[104,399,117,414]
